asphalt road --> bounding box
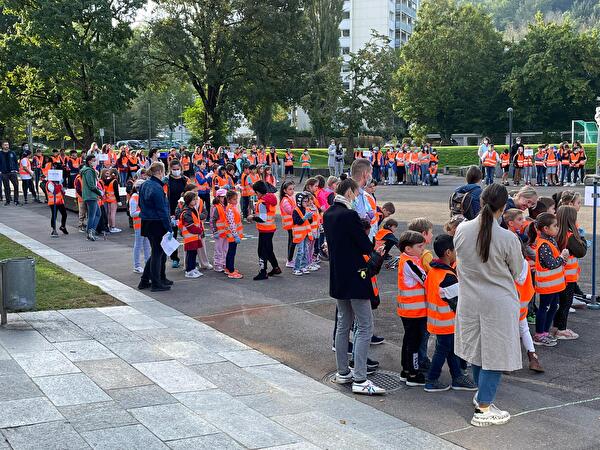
[2,175,599,449]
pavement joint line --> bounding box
[503,373,592,396]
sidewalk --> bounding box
[0,224,458,449]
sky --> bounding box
[133,0,156,27]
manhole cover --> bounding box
[323,370,406,392]
[71,247,95,253]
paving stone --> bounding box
[81,424,168,450]
[190,362,271,396]
[166,433,245,450]
[136,328,200,344]
[26,318,89,343]
[76,358,152,390]
[59,401,138,433]
[0,436,8,448]
[0,374,43,401]
[130,302,183,318]
[18,311,64,321]
[34,373,111,406]
[107,385,178,410]
[0,359,26,376]
[175,390,302,449]
[133,361,216,394]
[237,391,313,418]
[0,397,63,428]
[191,331,250,353]
[128,403,218,441]
[104,341,172,364]
[96,306,139,317]
[0,329,54,354]
[58,309,114,327]
[219,349,279,368]
[54,340,116,362]
[2,420,90,450]
[371,427,461,449]
[152,316,213,332]
[263,444,323,450]
[12,350,81,377]
[89,279,132,292]
[156,341,225,366]
[76,322,143,345]
[245,364,334,397]
[0,345,11,360]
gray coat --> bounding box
[454,216,524,371]
[327,144,336,166]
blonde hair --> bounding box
[558,190,581,207]
[148,161,165,177]
[407,217,433,234]
[514,185,538,202]
[503,208,524,224]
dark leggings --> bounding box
[287,229,296,262]
[258,232,278,272]
[226,242,238,272]
[199,193,211,221]
[22,179,36,201]
[50,204,67,230]
[536,292,560,334]
[553,282,576,330]
[185,250,197,272]
[401,317,426,375]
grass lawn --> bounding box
[0,235,122,311]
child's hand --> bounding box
[234,236,241,244]
[304,212,313,220]
[247,214,254,221]
[560,249,570,260]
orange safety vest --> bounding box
[292,207,312,243]
[128,155,139,171]
[430,153,439,163]
[365,193,378,228]
[70,156,81,170]
[515,265,535,321]
[47,181,64,206]
[374,229,392,249]
[257,152,267,165]
[564,231,580,283]
[179,207,202,245]
[181,156,191,172]
[483,151,498,167]
[226,204,244,242]
[19,157,32,176]
[397,253,427,318]
[363,254,379,298]
[516,154,524,168]
[546,151,557,167]
[534,151,546,166]
[500,153,510,168]
[408,152,419,164]
[354,150,363,159]
[130,193,141,230]
[193,152,204,164]
[570,152,579,167]
[214,204,229,239]
[396,152,405,166]
[561,150,570,165]
[534,237,566,294]
[429,165,438,175]
[247,154,257,165]
[523,156,533,167]
[280,195,294,230]
[301,154,310,167]
[255,199,277,233]
[32,154,44,170]
[419,152,430,165]
[425,266,456,334]
[284,153,294,166]
[103,180,117,203]
[241,173,260,197]
[578,150,587,167]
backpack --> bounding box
[449,189,474,219]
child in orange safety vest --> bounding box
[240,164,260,221]
[423,234,478,391]
[179,191,205,279]
[374,218,399,259]
[46,164,68,237]
[247,180,281,280]
[129,179,150,274]
[291,192,314,275]
[210,188,229,273]
[224,190,244,279]
[397,230,428,386]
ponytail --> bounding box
[477,203,494,263]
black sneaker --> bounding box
[349,358,379,374]
[137,280,151,290]
[253,272,268,281]
[406,372,426,387]
[151,284,171,292]
[161,278,174,286]
[267,267,282,276]
[370,335,385,345]
[59,226,69,235]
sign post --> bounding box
[99,128,105,146]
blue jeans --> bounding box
[294,238,309,271]
[485,166,495,185]
[225,242,238,272]
[85,200,100,232]
[373,166,381,182]
[536,166,545,185]
[410,166,419,185]
[421,164,429,183]
[427,334,462,381]
[536,292,559,334]
[119,172,128,187]
[472,364,502,405]
[133,229,151,269]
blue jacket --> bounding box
[0,150,18,173]
[139,176,171,231]
[455,183,481,219]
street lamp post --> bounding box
[507,107,514,148]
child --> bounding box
[279,181,296,267]
[210,188,229,273]
[176,184,212,271]
[224,190,243,279]
[101,169,122,233]
[424,234,477,392]
[504,209,544,372]
[397,230,427,386]
[407,217,434,272]
[500,149,510,185]
[179,191,204,278]
[247,180,281,280]
[264,165,276,190]
[129,180,150,273]
[46,170,68,237]
[428,162,438,186]
[305,193,321,271]
[552,205,587,339]
[443,215,465,237]
[523,148,534,186]
[395,147,406,184]
[194,160,212,221]
[292,192,314,276]
[530,212,569,346]
[378,202,395,227]
[374,219,399,258]
[240,164,259,221]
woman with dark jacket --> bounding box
[323,177,385,396]
[138,162,173,292]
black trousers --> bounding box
[401,317,427,375]
[141,221,167,287]
[554,282,576,330]
[49,204,67,230]
[258,232,279,272]
[1,172,19,203]
[240,196,250,219]
[287,229,296,262]
[22,179,36,201]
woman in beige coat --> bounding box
[454,183,524,428]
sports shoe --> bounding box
[546,333,558,342]
[50,229,59,238]
[370,335,385,345]
[307,264,319,272]
[349,358,379,374]
[285,260,295,268]
[331,371,353,384]
[351,379,386,395]
[473,392,479,408]
[451,375,478,391]
[267,267,282,276]
[227,271,243,279]
[59,226,69,235]
[78,225,86,233]
[533,334,557,347]
[253,271,268,281]
[569,307,576,313]
[527,313,536,324]
[87,230,97,241]
[293,270,303,276]
[214,267,224,273]
[399,370,408,382]
[201,263,213,270]
[572,298,586,308]
[406,372,426,387]
[109,227,121,233]
[331,341,353,355]
[133,267,144,274]
[301,267,311,274]
[185,270,202,278]
[171,260,180,269]
[555,329,579,340]
[424,379,450,392]
[471,404,510,427]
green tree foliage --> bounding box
[394,0,506,142]
[503,15,600,132]
[0,0,144,148]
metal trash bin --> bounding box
[0,257,36,312]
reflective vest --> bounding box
[179,207,202,245]
[255,199,276,232]
[128,156,139,172]
[483,151,498,167]
[500,153,510,168]
[534,151,546,166]
[374,229,392,250]
[564,231,580,283]
[225,204,243,242]
[386,152,396,164]
[561,150,570,165]
[280,195,294,230]
[354,150,363,159]
[266,153,278,165]
[130,193,141,230]
[195,172,209,192]
[570,152,580,167]
[515,265,535,321]
[257,152,267,165]
[284,153,294,166]
[429,165,438,175]
[395,152,405,166]
[247,154,257,165]
[534,237,566,294]
[397,253,427,318]
[578,150,587,167]
[292,207,312,243]
[47,182,64,206]
[74,174,83,202]
[430,153,439,163]
[516,154,524,168]
[546,151,557,167]
[309,207,319,236]
[19,158,32,176]
[365,193,378,228]
[523,156,533,167]
[241,173,260,197]
[70,156,81,170]
[301,154,311,167]
[212,175,227,195]
[363,255,379,298]
[214,204,229,239]
[425,267,455,334]
[32,154,44,170]
[193,152,204,164]
[181,156,191,172]
[408,152,419,164]
[103,180,117,203]
[419,152,430,165]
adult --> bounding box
[138,162,172,292]
[453,166,483,220]
[80,154,102,241]
[266,147,280,183]
[166,159,188,268]
[350,158,377,239]
[454,183,524,427]
[0,141,20,206]
[334,143,345,177]
[510,137,522,178]
[506,185,538,212]
[327,140,337,176]
[323,177,385,395]
[477,137,490,163]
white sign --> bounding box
[524,149,534,157]
[99,128,105,138]
[362,150,372,159]
[47,170,63,182]
[227,152,235,159]
[161,232,180,256]
[98,153,109,161]
[584,185,600,207]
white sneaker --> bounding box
[351,380,386,395]
[293,270,303,276]
[214,267,224,273]
[302,268,311,274]
[109,227,121,233]
[185,270,201,278]
[331,371,353,384]
[307,264,319,272]
[471,404,510,427]
[193,269,204,277]
[133,267,143,274]
[473,391,479,408]
[201,263,213,270]
[285,260,295,268]
[569,307,576,313]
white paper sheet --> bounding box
[161,232,180,256]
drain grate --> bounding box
[70,247,96,253]
[323,370,406,392]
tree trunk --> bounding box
[62,118,84,149]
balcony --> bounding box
[395,21,413,33]
[396,2,416,16]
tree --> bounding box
[503,15,600,132]
[0,0,144,148]
[394,0,506,142]
[145,0,305,145]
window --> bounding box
[342,11,350,19]
[389,29,394,39]
[341,64,351,73]
[341,47,350,55]
[343,82,350,90]
[341,29,350,37]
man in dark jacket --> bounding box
[323,178,385,396]
[0,141,20,206]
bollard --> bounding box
[588,180,600,310]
